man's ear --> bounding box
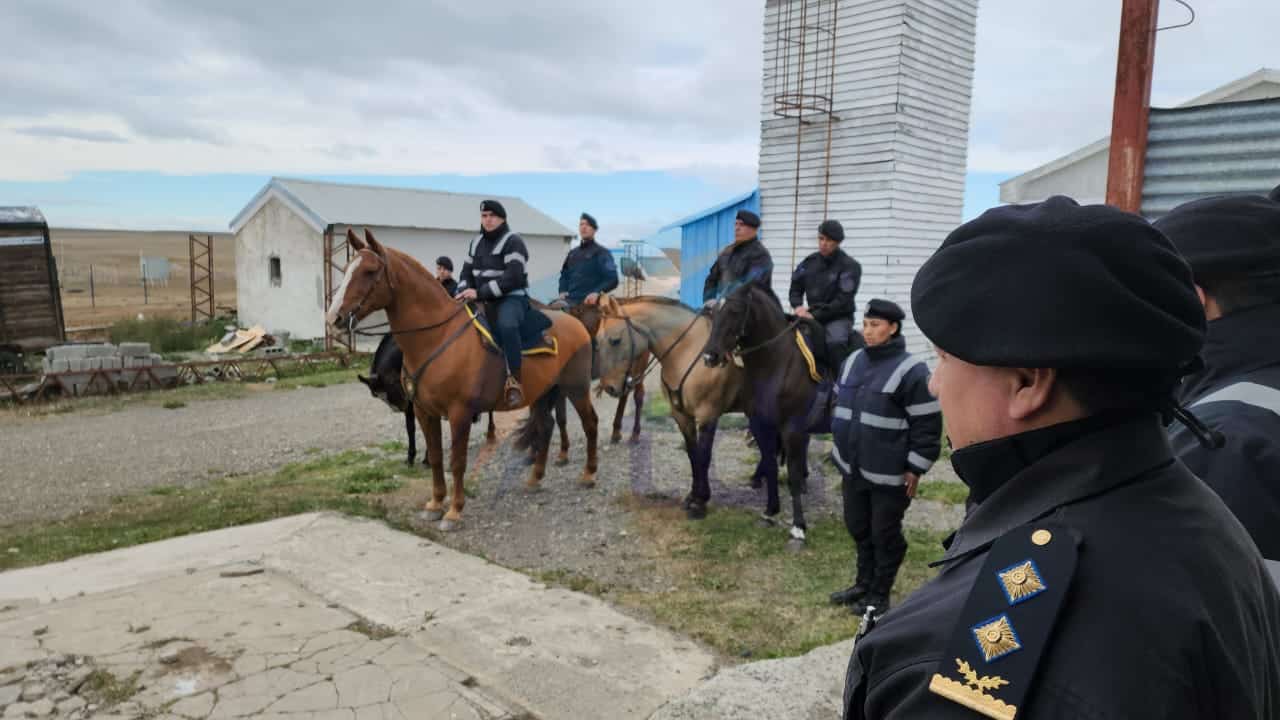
[1008,367,1057,421]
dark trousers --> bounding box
[842,471,911,596]
[823,318,862,371]
[495,295,529,380]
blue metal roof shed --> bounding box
[662,188,759,308]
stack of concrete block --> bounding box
[42,342,178,391]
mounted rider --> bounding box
[790,219,864,373]
[702,209,776,307]
[454,199,537,407]
[555,212,619,377]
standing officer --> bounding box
[1154,186,1280,580]
[558,212,618,307]
[790,219,864,372]
[455,200,534,406]
[843,197,1280,719]
[702,209,775,305]
[436,256,458,296]
[829,299,941,618]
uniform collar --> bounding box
[937,414,1173,565]
[864,334,906,358]
[1179,302,1280,402]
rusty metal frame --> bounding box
[1105,0,1159,213]
[323,225,353,352]
[0,351,366,405]
[189,234,215,324]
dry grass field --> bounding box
[49,228,236,328]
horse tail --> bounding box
[513,385,561,453]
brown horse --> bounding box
[596,294,776,519]
[326,229,598,530]
[565,302,650,444]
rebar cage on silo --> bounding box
[771,0,840,268]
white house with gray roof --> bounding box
[229,178,573,344]
[1000,68,1280,207]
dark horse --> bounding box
[357,335,497,466]
[702,284,830,547]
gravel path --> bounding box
[0,384,406,528]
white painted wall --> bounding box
[759,0,978,356]
[235,197,324,339]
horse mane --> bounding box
[616,295,696,313]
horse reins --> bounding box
[609,305,707,412]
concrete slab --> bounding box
[0,514,718,719]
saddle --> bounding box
[468,304,557,357]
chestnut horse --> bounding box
[326,229,598,530]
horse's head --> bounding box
[325,228,396,336]
[702,291,749,368]
[595,297,642,398]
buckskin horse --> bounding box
[595,294,780,520]
[701,284,829,548]
[561,301,650,444]
[326,229,597,530]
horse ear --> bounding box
[347,228,366,251]
[364,228,387,257]
[599,294,618,316]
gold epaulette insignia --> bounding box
[929,659,1017,720]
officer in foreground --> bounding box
[1153,186,1280,579]
[843,197,1280,719]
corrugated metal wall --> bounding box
[1142,97,1280,219]
[678,190,761,308]
[759,0,977,355]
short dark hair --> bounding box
[1198,270,1280,315]
[1056,368,1179,414]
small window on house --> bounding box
[269,256,282,287]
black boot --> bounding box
[829,582,870,606]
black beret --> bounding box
[480,199,507,219]
[736,209,761,228]
[435,256,453,271]
[1152,184,1280,279]
[865,298,904,324]
[911,196,1205,371]
[580,212,599,230]
[818,219,845,242]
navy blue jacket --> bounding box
[457,225,529,300]
[558,240,618,303]
[1172,302,1280,563]
[703,237,774,303]
[831,335,941,485]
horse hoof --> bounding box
[786,538,807,554]
[610,433,622,445]
[578,473,597,488]
[756,514,779,529]
[555,454,570,467]
[630,433,642,444]
[439,518,462,532]
[524,482,544,493]
[423,508,445,522]
[686,503,708,520]
[750,476,763,489]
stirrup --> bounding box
[504,378,525,406]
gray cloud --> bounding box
[14,125,127,143]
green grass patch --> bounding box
[0,450,411,571]
[537,568,613,596]
[917,480,968,506]
[162,400,186,410]
[80,669,143,707]
[108,317,225,354]
[619,504,948,659]
[642,393,672,421]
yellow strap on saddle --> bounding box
[465,305,558,357]
[794,330,822,383]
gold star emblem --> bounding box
[998,560,1046,605]
[972,615,1022,662]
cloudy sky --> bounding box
[1,0,1276,240]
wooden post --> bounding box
[1105,0,1160,213]
[89,264,96,308]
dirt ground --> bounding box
[48,228,236,328]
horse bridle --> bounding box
[604,305,704,403]
[711,293,799,361]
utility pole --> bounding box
[1105,0,1160,213]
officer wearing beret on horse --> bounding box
[843,197,1280,719]
[1155,185,1280,582]
[436,256,457,297]
[455,199,534,407]
[829,299,940,619]
[557,212,618,308]
[703,209,776,307]
[790,219,864,372]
